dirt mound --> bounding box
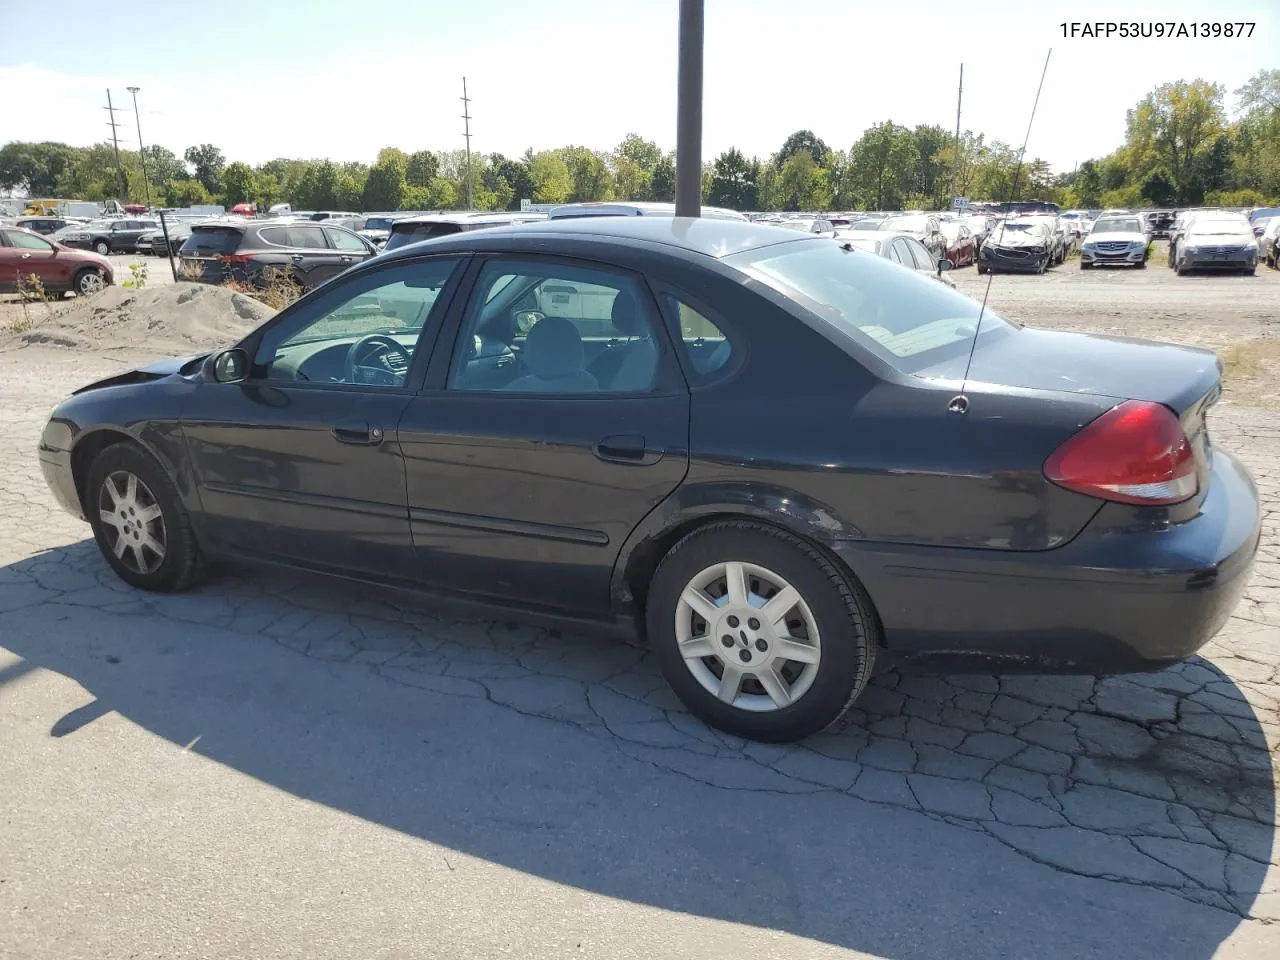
[0,283,276,356]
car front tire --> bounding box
[86,441,201,593]
[73,267,105,295]
[646,521,878,743]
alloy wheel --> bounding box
[79,270,105,295]
[675,561,821,712]
[97,470,167,575]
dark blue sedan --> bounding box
[38,218,1260,742]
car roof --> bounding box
[548,201,748,221]
[378,215,814,262]
[392,211,547,227]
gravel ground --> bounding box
[0,249,1277,959]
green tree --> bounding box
[848,121,917,209]
[183,143,225,193]
[1124,80,1227,204]
[1072,160,1103,207]
[649,153,676,202]
[164,178,213,207]
[910,124,951,207]
[557,146,612,201]
[0,141,78,195]
[221,161,258,206]
[485,153,533,209]
[529,152,572,203]
[706,148,760,209]
[406,151,439,188]
[775,130,830,167]
[141,145,186,191]
[362,151,408,210]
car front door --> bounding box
[181,255,466,579]
[323,226,375,278]
[0,229,65,289]
[398,255,691,614]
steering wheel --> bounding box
[344,334,411,386]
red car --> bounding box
[941,221,977,267]
[0,226,114,296]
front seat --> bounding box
[507,316,599,393]
[591,290,658,391]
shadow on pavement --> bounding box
[2,541,1275,958]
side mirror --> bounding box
[513,309,545,335]
[211,348,249,383]
[938,258,954,274]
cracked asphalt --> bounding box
[1,342,1278,957]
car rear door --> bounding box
[287,223,345,289]
[398,254,691,615]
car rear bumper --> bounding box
[835,448,1260,673]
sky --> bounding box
[1,0,1277,176]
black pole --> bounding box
[675,0,703,218]
[158,210,179,282]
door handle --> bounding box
[593,434,663,465]
[330,421,384,445]
[340,255,354,262]
[291,254,304,262]
[20,253,31,259]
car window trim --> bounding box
[424,251,685,398]
[234,253,470,395]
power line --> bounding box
[126,86,152,208]
[461,77,474,209]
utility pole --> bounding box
[950,64,963,206]
[104,89,128,204]
[126,86,152,209]
[675,0,704,217]
[460,77,474,209]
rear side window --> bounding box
[383,222,463,251]
[661,293,732,376]
[289,225,329,249]
[181,227,243,255]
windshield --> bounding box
[383,222,464,251]
[363,217,393,231]
[730,239,1013,376]
[1188,225,1253,240]
[850,220,882,230]
[995,222,1041,236]
[880,215,930,233]
[1092,218,1143,234]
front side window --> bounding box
[253,258,460,387]
[905,239,937,271]
[449,259,660,395]
[8,231,54,252]
[731,239,1014,376]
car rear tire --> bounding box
[72,267,105,295]
[93,240,110,256]
[646,521,878,743]
[86,441,201,593]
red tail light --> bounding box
[216,254,254,265]
[1044,400,1198,505]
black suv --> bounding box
[178,220,376,290]
[62,219,160,255]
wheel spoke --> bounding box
[112,534,129,559]
[761,584,800,626]
[136,504,163,524]
[124,473,138,506]
[723,561,749,607]
[99,509,120,528]
[772,636,820,665]
[104,477,123,508]
[678,634,717,661]
[128,543,147,572]
[755,665,792,708]
[680,585,720,624]
[141,533,165,561]
[717,665,744,703]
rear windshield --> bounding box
[730,239,1013,376]
[363,217,393,231]
[180,227,243,255]
[1092,218,1143,234]
[880,215,931,233]
[383,222,463,251]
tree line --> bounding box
[2,71,1276,212]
